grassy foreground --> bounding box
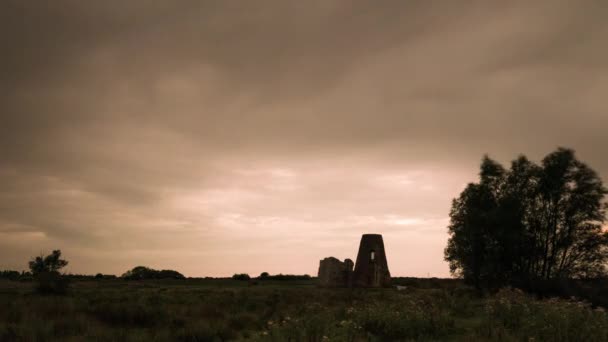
[1,278,607,341]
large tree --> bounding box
[445,148,608,289]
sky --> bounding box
[1,1,607,277]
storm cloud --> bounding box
[1,1,607,277]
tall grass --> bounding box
[0,279,606,341]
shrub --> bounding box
[0,270,20,281]
[28,250,69,295]
[232,273,251,281]
[121,266,185,280]
[34,272,70,295]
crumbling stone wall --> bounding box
[317,257,354,287]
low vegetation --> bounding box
[28,250,70,295]
[1,278,607,341]
[122,266,185,280]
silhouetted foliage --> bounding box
[445,148,608,290]
[93,273,117,280]
[249,273,311,281]
[157,269,185,279]
[18,271,33,282]
[261,273,312,281]
[232,273,251,281]
[0,270,20,280]
[121,266,185,280]
[28,250,70,294]
[29,250,68,275]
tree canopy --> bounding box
[28,250,70,294]
[28,250,68,275]
[121,266,185,280]
[445,148,608,289]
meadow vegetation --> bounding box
[1,278,607,341]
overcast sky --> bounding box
[1,1,607,277]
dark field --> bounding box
[1,278,607,341]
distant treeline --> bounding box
[0,270,117,281]
[0,266,184,281]
[1,269,312,282]
[0,270,29,281]
[262,273,312,281]
[232,272,313,281]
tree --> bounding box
[232,273,250,281]
[157,269,186,279]
[29,250,68,275]
[121,266,185,280]
[121,266,157,280]
[445,148,608,290]
[259,272,269,279]
[28,250,69,294]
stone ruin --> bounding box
[353,234,391,287]
[317,257,353,287]
[317,234,391,288]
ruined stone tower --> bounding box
[352,234,391,287]
[317,257,353,287]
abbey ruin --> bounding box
[317,234,391,287]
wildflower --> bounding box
[267,320,274,326]
[322,336,329,340]
[262,331,268,336]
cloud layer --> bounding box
[1,1,607,276]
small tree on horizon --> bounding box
[28,250,69,294]
[121,266,185,280]
[29,250,68,275]
[232,273,251,281]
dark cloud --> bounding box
[1,1,607,276]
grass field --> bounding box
[1,278,607,341]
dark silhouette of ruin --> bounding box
[353,234,391,287]
[317,234,391,287]
[318,257,353,287]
